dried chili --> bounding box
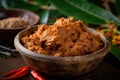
[2,66,30,80]
[31,70,45,80]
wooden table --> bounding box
[0,53,120,80]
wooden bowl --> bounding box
[0,9,40,47]
[14,26,110,77]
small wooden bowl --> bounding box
[0,9,40,47]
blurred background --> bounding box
[1,0,120,63]
[0,0,119,24]
[0,0,120,80]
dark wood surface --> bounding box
[0,53,120,80]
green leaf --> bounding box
[50,0,120,26]
[87,0,103,7]
[0,1,3,8]
[48,10,64,24]
[34,0,49,5]
[115,0,120,16]
[22,0,29,2]
[1,0,15,8]
[39,9,49,24]
[13,1,40,11]
[0,0,39,11]
[111,45,120,61]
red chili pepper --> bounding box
[31,70,45,80]
[2,66,30,80]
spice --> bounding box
[31,70,45,80]
[21,17,104,57]
[2,66,30,80]
[0,17,29,28]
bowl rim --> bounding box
[14,26,111,62]
[0,8,40,30]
